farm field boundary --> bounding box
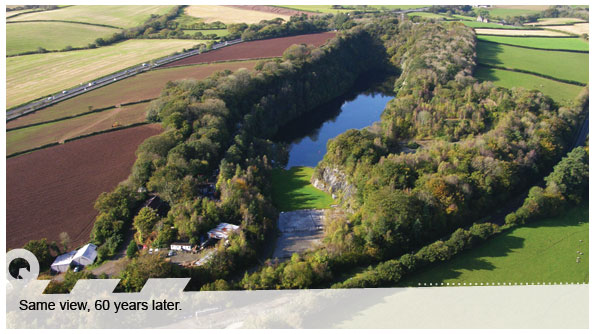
[6,99,154,132]
[7,59,261,128]
[474,65,584,105]
[477,40,588,53]
[7,19,122,29]
[7,121,150,159]
[477,63,587,87]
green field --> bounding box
[475,65,584,105]
[477,41,589,84]
[7,39,201,108]
[274,5,426,13]
[7,60,259,128]
[7,5,173,28]
[478,7,546,18]
[407,12,449,19]
[7,21,120,55]
[7,102,150,156]
[477,35,589,51]
[271,167,335,212]
[182,29,229,38]
[398,203,589,286]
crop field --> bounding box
[477,41,589,84]
[7,60,260,129]
[6,123,163,250]
[7,39,201,108]
[271,167,335,212]
[543,23,589,35]
[165,31,336,67]
[474,28,568,36]
[526,17,586,26]
[7,102,151,156]
[185,5,290,24]
[475,66,583,105]
[6,21,120,56]
[477,35,589,51]
[398,203,589,286]
[7,5,174,28]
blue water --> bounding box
[281,92,392,168]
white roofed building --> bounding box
[50,243,98,273]
[72,243,97,266]
[207,223,240,240]
[50,251,76,273]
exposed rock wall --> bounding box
[311,166,355,201]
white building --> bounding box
[50,243,98,273]
[170,242,193,252]
[50,251,76,273]
[207,223,240,240]
[72,243,97,266]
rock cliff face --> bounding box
[311,166,355,201]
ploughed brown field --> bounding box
[6,123,163,250]
[226,5,318,17]
[165,31,336,67]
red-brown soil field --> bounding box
[226,5,319,17]
[6,123,163,250]
[164,31,336,68]
[7,60,260,130]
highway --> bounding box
[6,38,242,121]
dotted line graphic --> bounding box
[417,282,588,286]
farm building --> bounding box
[207,223,240,240]
[72,243,98,266]
[50,251,77,273]
[170,242,193,252]
[50,243,98,273]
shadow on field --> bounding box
[397,231,526,286]
[271,167,325,212]
[477,41,505,66]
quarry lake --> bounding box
[275,77,394,168]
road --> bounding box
[6,38,242,121]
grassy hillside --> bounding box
[477,41,588,84]
[398,203,589,286]
[7,22,120,55]
[271,167,335,212]
[7,5,173,28]
[475,65,584,105]
[477,35,588,51]
[7,39,201,108]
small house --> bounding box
[170,242,193,252]
[476,15,488,23]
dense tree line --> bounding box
[506,145,589,226]
[86,28,389,291]
[240,17,587,290]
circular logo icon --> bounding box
[6,249,40,283]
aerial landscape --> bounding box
[5,4,589,294]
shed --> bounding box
[50,251,76,273]
[72,243,97,266]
